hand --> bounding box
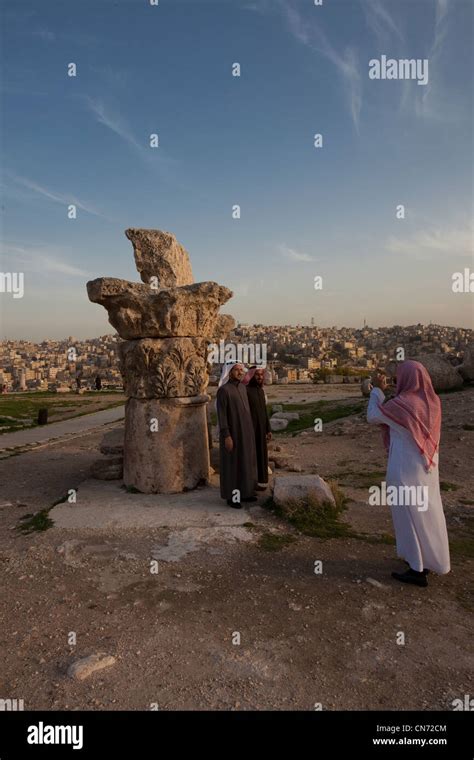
[372,372,388,391]
[225,436,233,452]
[266,432,272,441]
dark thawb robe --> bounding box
[246,382,270,484]
[216,379,257,501]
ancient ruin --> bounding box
[87,229,234,494]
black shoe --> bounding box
[405,561,430,575]
[227,499,242,509]
[392,569,428,587]
[241,496,258,502]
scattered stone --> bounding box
[273,456,290,469]
[458,342,474,382]
[272,412,300,421]
[100,428,124,455]
[273,475,335,507]
[57,540,83,565]
[415,354,464,392]
[270,418,288,432]
[67,653,116,681]
[288,464,303,473]
[366,577,385,588]
[272,404,283,413]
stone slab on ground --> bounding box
[49,479,254,530]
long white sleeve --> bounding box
[366,387,388,425]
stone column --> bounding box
[87,228,235,495]
[119,336,211,494]
[124,395,210,493]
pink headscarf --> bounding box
[378,360,441,470]
[242,367,264,386]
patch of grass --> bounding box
[16,490,77,534]
[458,498,474,506]
[440,481,459,492]
[262,482,355,540]
[124,485,142,494]
[242,521,256,529]
[449,515,474,561]
[269,400,365,436]
[17,509,54,533]
[335,469,386,489]
[449,538,474,559]
[0,392,124,433]
[258,532,297,551]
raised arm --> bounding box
[367,387,389,425]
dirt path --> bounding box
[0,389,472,711]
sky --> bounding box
[0,0,473,340]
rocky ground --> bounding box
[0,385,472,711]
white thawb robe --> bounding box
[367,387,450,574]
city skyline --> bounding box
[1,0,473,340]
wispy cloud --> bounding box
[84,96,177,171]
[362,0,403,46]
[85,96,142,153]
[386,221,472,259]
[0,242,89,278]
[400,0,452,122]
[279,244,314,262]
[7,173,113,221]
[270,1,362,132]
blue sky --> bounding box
[1,0,473,340]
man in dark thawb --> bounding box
[216,362,257,509]
[242,366,271,491]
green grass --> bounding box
[335,469,386,489]
[16,491,76,534]
[449,538,474,559]
[449,515,474,561]
[440,481,460,492]
[0,392,125,434]
[17,510,54,533]
[122,484,142,494]
[258,533,297,551]
[262,482,397,546]
[458,498,474,506]
[269,400,365,436]
[262,482,355,540]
